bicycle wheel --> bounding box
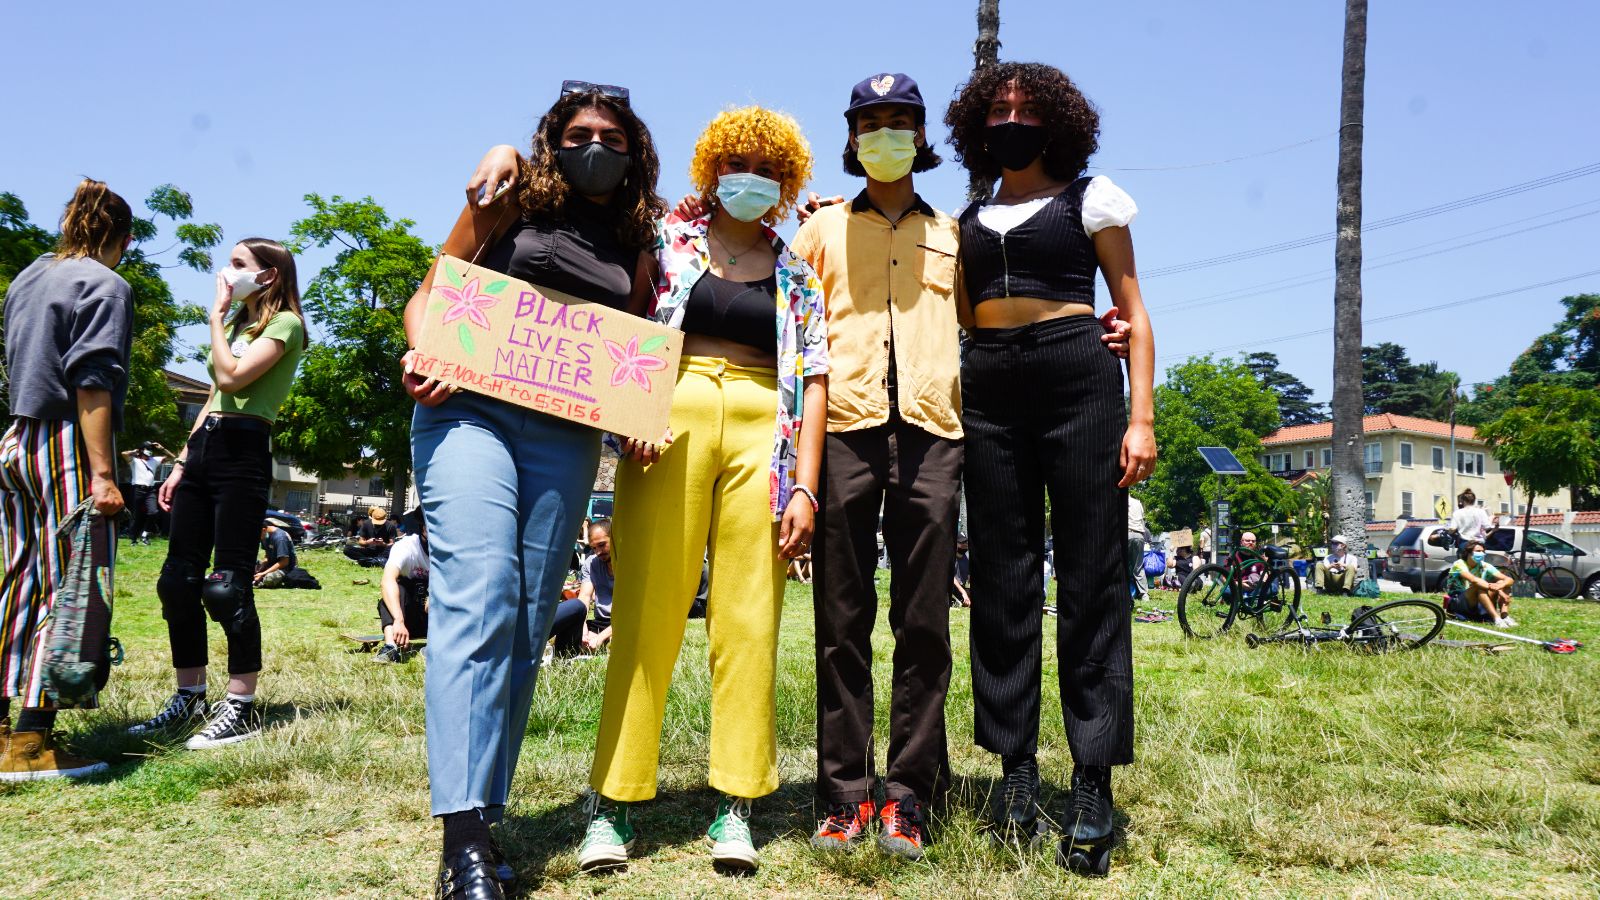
[1537,566,1580,600]
[1348,599,1445,652]
[1177,564,1237,639]
[1241,567,1301,635]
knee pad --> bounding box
[157,560,203,620]
[201,570,256,634]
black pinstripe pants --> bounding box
[962,315,1134,766]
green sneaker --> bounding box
[707,795,758,870]
[578,793,634,872]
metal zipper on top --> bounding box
[999,232,1011,297]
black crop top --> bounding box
[477,196,634,310]
[682,272,778,354]
[958,177,1098,306]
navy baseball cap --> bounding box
[845,73,925,121]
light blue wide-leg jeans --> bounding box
[412,392,600,820]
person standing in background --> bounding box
[121,441,170,544]
[1126,496,1148,602]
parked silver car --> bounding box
[1387,523,1598,599]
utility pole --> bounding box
[967,0,1002,203]
[1330,0,1369,574]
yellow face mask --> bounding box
[856,127,917,183]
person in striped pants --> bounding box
[0,178,133,782]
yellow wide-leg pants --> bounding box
[591,357,785,802]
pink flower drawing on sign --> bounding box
[603,335,669,392]
[438,277,498,330]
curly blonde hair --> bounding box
[689,106,813,226]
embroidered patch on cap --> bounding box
[870,74,895,96]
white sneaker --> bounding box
[1502,617,1518,628]
[1493,618,1510,629]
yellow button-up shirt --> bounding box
[790,192,962,439]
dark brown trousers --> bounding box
[812,412,961,805]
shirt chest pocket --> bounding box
[916,243,958,295]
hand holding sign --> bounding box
[413,255,682,441]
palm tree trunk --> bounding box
[967,0,1003,203]
[1330,0,1369,575]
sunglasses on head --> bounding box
[561,80,630,105]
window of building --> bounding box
[1321,448,1333,468]
[1431,446,1445,471]
[1399,442,1413,468]
[369,477,386,496]
[1456,451,1485,476]
[1517,504,1526,515]
[1303,449,1315,469]
[285,490,312,512]
[1501,502,1509,514]
[1363,442,1382,475]
[1364,491,1375,520]
[1401,491,1414,517]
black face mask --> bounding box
[557,142,630,196]
[984,122,1048,172]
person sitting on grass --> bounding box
[552,518,614,656]
[374,509,429,664]
[1314,535,1357,595]
[1444,540,1516,627]
[344,505,397,566]
[255,517,318,589]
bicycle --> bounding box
[1176,522,1301,639]
[1510,553,1580,600]
[1244,599,1445,652]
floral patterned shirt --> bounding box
[651,215,828,519]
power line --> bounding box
[1142,162,1600,279]
[1157,268,1600,362]
[1090,130,1338,173]
[1147,205,1600,315]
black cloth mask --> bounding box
[557,142,630,196]
[984,122,1048,172]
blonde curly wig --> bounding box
[689,106,813,226]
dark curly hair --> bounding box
[517,90,665,254]
[944,61,1101,183]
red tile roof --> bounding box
[1262,414,1478,446]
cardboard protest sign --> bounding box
[412,255,682,441]
[1169,528,1194,550]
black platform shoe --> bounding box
[991,754,1049,845]
[1057,764,1114,877]
[435,843,505,900]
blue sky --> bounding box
[4,1,1596,402]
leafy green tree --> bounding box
[1145,355,1285,532]
[1243,351,1325,425]
[0,187,216,447]
[1478,383,1600,574]
[274,195,435,516]
[1360,342,1460,419]
[1459,294,1600,508]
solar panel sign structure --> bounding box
[1197,446,1247,475]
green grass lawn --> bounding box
[4,542,1598,898]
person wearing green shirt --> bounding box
[127,238,308,750]
[1444,540,1515,627]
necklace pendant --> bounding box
[728,255,737,264]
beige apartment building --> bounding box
[1259,414,1564,522]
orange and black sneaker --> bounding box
[810,800,874,851]
[877,796,928,860]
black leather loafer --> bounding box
[487,833,516,890]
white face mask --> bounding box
[222,265,267,300]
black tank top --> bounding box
[958,177,1098,306]
[682,272,778,354]
[477,196,634,310]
